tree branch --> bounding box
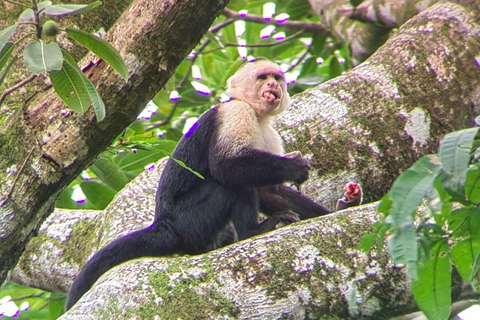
[222,8,331,36]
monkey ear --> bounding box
[225,75,235,97]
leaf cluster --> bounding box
[360,125,480,320]
[0,0,128,121]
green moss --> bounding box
[125,266,239,319]
[63,218,102,265]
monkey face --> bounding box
[226,60,291,118]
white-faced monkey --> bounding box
[66,58,361,310]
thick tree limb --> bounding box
[0,0,229,288]
[280,0,480,209]
[308,0,439,64]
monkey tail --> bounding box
[66,224,176,310]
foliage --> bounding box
[56,0,351,211]
[0,283,65,319]
[360,126,480,320]
[0,0,128,121]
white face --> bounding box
[226,60,291,117]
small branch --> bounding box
[286,43,312,73]
[6,146,36,200]
[12,292,47,301]
[222,8,331,36]
[32,0,42,39]
[4,0,30,8]
[201,30,306,55]
[146,35,214,131]
[15,32,37,45]
[209,18,235,33]
[0,74,37,106]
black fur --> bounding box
[66,108,330,310]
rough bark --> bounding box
[308,0,439,64]
[0,0,229,288]
[11,160,465,319]
[11,161,426,318]
[61,205,432,320]
[282,0,480,209]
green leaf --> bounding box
[451,239,480,283]
[49,56,91,115]
[388,226,418,279]
[0,42,14,73]
[172,158,205,179]
[358,233,376,253]
[80,181,117,210]
[451,207,480,281]
[412,240,451,320]
[20,1,53,21]
[439,127,479,197]
[66,28,129,81]
[0,56,18,89]
[0,24,18,52]
[328,56,343,79]
[23,40,63,75]
[311,33,327,57]
[90,158,130,191]
[50,51,106,121]
[388,155,442,228]
[44,1,102,18]
[115,149,170,174]
[19,8,35,21]
[63,51,105,121]
[49,292,66,319]
[465,166,480,203]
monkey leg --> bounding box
[258,185,330,219]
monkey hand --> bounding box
[335,182,363,211]
[284,151,302,159]
[284,152,310,185]
[274,210,301,228]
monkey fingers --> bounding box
[276,210,301,224]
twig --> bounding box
[6,146,35,200]
[222,8,331,36]
[201,30,306,55]
[209,18,235,33]
[0,74,37,106]
[15,32,37,44]
[12,292,47,301]
[286,43,312,73]
[4,0,30,8]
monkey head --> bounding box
[226,59,291,118]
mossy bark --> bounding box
[0,0,229,288]
[278,0,480,209]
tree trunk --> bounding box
[307,0,440,65]
[283,0,480,210]
[0,0,229,288]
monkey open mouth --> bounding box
[262,90,280,102]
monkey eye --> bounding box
[274,75,282,81]
[257,75,267,80]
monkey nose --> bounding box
[267,81,278,88]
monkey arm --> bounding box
[209,148,309,188]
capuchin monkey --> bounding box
[66,58,361,310]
